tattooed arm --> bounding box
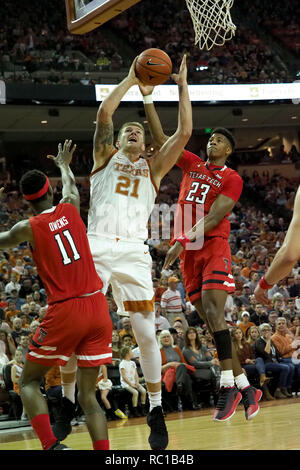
[92,57,140,172]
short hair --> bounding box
[20,170,48,203]
[210,127,236,152]
[158,329,174,348]
[276,317,286,326]
[117,122,145,142]
[259,323,271,333]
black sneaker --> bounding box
[52,397,76,441]
[147,406,169,450]
[241,386,262,420]
[213,386,242,421]
[48,440,72,450]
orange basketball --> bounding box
[135,48,172,86]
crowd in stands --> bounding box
[111,0,293,84]
[0,0,295,86]
[0,156,300,421]
[245,0,300,55]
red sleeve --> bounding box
[176,149,201,172]
[221,171,243,203]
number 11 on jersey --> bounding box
[54,229,81,265]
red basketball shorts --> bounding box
[180,237,235,304]
[27,291,112,367]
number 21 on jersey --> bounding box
[115,175,140,198]
[54,229,81,265]
[186,182,210,204]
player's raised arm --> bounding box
[254,186,300,304]
[139,84,169,147]
[47,139,80,213]
[93,57,140,172]
[149,55,192,186]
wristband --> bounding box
[174,234,191,250]
[259,276,273,290]
[143,94,153,104]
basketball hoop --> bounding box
[185,0,236,51]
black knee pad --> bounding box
[213,329,232,361]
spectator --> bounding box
[45,365,62,400]
[250,303,269,326]
[18,334,30,362]
[10,317,26,347]
[231,326,267,388]
[0,329,16,360]
[290,316,300,337]
[247,325,261,345]
[5,274,21,296]
[111,330,121,362]
[11,347,27,420]
[182,327,220,393]
[254,323,294,399]
[18,278,33,299]
[158,330,199,410]
[154,276,168,303]
[118,317,137,347]
[288,274,300,297]
[8,289,25,311]
[154,302,170,332]
[271,317,300,391]
[268,280,290,299]
[119,346,147,417]
[5,300,20,326]
[121,334,133,348]
[237,312,256,338]
[160,277,187,329]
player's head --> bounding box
[116,122,145,153]
[20,170,53,207]
[207,128,235,160]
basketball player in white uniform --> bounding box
[55,56,191,450]
[87,55,191,450]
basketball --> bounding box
[135,48,172,86]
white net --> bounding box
[185,0,236,51]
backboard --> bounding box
[65,0,141,34]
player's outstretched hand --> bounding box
[47,139,76,167]
[254,284,271,306]
[0,187,4,201]
[163,242,183,270]
[171,54,187,86]
[127,56,140,85]
[138,83,155,97]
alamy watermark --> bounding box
[88,202,205,250]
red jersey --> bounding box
[29,203,103,304]
[174,150,243,239]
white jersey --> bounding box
[88,150,157,241]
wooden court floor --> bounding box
[1,398,300,451]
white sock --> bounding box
[148,391,162,412]
[220,370,235,388]
[235,373,250,390]
[62,382,76,404]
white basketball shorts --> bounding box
[88,235,154,315]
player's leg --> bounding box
[129,309,168,449]
[111,242,168,450]
[20,360,68,450]
[52,353,78,441]
[76,366,109,450]
[202,289,262,420]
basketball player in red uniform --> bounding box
[0,140,112,450]
[140,88,262,421]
